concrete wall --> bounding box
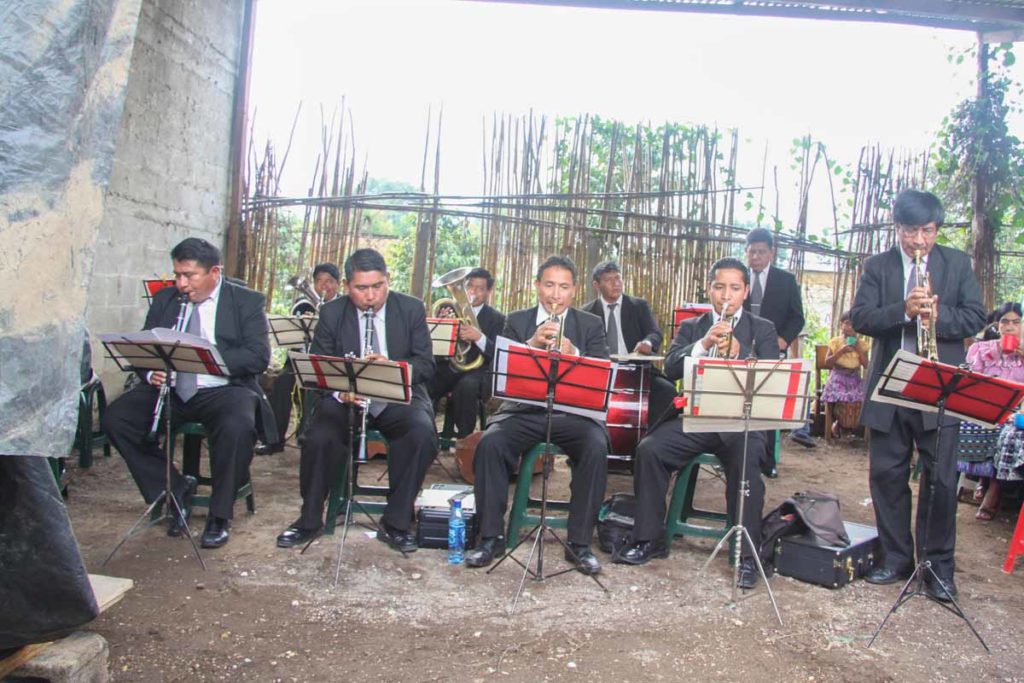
[89,0,245,391]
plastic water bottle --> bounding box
[447,499,465,564]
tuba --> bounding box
[431,267,486,372]
[287,274,322,313]
[914,249,939,361]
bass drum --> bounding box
[606,361,651,472]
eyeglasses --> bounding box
[898,225,938,238]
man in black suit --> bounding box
[582,260,677,425]
[428,268,506,439]
[615,258,778,589]
[276,248,438,553]
[464,256,610,574]
[743,228,814,452]
[103,238,277,549]
[851,190,985,601]
[260,262,343,455]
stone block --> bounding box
[7,631,108,683]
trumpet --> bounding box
[914,249,939,360]
[431,267,485,372]
[708,303,737,359]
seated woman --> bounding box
[960,302,1024,520]
[821,311,869,439]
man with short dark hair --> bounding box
[743,227,813,452]
[103,237,277,549]
[615,257,778,589]
[851,189,985,601]
[582,260,676,424]
[428,267,506,439]
[464,256,610,574]
[276,248,437,553]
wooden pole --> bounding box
[972,35,995,310]
[225,0,257,280]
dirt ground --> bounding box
[63,430,1022,683]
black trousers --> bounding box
[869,407,959,578]
[297,396,437,531]
[103,384,258,519]
[473,411,608,546]
[632,420,766,556]
[646,374,679,427]
[428,363,490,438]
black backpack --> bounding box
[596,493,637,555]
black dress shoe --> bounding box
[167,475,197,537]
[790,430,817,448]
[255,442,284,456]
[276,522,321,548]
[614,539,669,565]
[737,557,759,589]
[377,523,418,553]
[865,565,912,585]
[465,537,506,568]
[201,517,231,548]
[925,574,958,602]
[564,543,601,575]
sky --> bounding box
[248,0,1018,234]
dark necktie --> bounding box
[176,304,201,402]
[750,271,764,316]
[364,311,385,417]
[606,303,620,355]
[902,260,919,353]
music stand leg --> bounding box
[103,382,206,570]
[868,402,989,653]
[487,363,609,615]
[692,398,782,626]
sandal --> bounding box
[975,506,996,522]
[972,484,987,504]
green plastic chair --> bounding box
[324,429,389,534]
[505,442,570,543]
[663,452,729,548]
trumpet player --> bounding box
[851,190,985,602]
[427,268,506,439]
[616,258,778,590]
[276,249,437,552]
[465,256,610,574]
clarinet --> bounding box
[147,294,189,440]
[357,308,375,461]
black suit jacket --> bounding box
[850,244,985,432]
[144,279,278,444]
[582,295,663,353]
[660,311,779,423]
[743,266,805,346]
[489,306,608,423]
[311,290,436,409]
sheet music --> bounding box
[426,317,459,357]
[98,328,229,376]
[268,315,318,348]
[492,335,615,421]
[680,356,812,432]
[871,349,1024,427]
[290,351,412,404]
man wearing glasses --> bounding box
[850,190,985,602]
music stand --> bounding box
[290,351,412,587]
[426,317,460,358]
[97,328,230,569]
[268,315,318,351]
[867,350,1024,653]
[680,354,813,626]
[141,278,175,304]
[486,336,615,614]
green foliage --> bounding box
[362,178,420,237]
[801,306,832,362]
[934,44,1024,241]
[386,214,482,296]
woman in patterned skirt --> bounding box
[821,311,869,439]
[962,302,1024,520]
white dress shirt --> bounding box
[472,303,487,353]
[186,277,229,389]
